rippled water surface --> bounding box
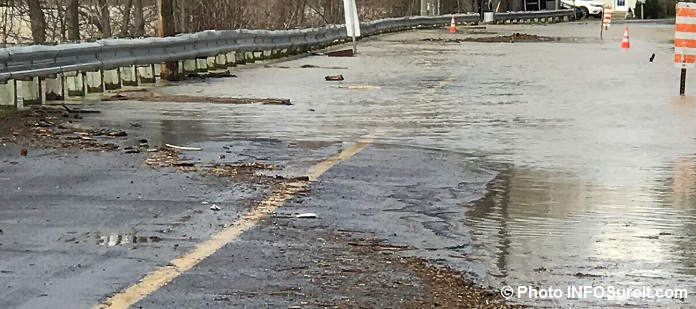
[84,21,694,308]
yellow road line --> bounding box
[91,138,373,309]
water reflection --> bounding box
[465,165,696,308]
[654,155,696,278]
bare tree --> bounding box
[133,0,146,36]
[27,0,45,43]
[120,0,133,36]
[66,0,79,40]
[97,0,112,37]
[157,0,178,80]
[2,0,466,45]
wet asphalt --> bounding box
[2,19,696,309]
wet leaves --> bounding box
[273,228,525,309]
[145,150,301,190]
[0,106,128,152]
[401,257,527,309]
[145,148,198,172]
[206,162,277,177]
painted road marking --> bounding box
[675,2,696,67]
[91,138,373,309]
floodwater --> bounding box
[82,20,694,308]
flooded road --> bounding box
[83,21,694,308]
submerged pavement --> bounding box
[1,20,695,309]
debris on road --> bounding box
[650,53,656,62]
[20,148,27,156]
[166,144,202,151]
[327,49,354,57]
[325,74,345,81]
[300,64,348,69]
[61,104,101,114]
[103,90,292,105]
[422,33,555,43]
[274,175,310,181]
[471,33,555,42]
[171,161,197,167]
[145,148,198,172]
[210,204,221,211]
[347,237,415,251]
[0,106,126,152]
[184,71,237,79]
[122,146,140,154]
[296,212,318,218]
[207,162,277,177]
[338,85,381,90]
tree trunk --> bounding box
[121,0,133,37]
[157,0,179,81]
[133,0,146,36]
[97,0,113,38]
[28,0,46,43]
[66,0,80,41]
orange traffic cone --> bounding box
[450,16,457,33]
[621,26,630,50]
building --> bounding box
[602,0,638,14]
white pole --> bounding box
[349,1,357,54]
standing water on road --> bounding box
[87,21,693,308]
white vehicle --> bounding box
[560,0,604,19]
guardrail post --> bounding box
[19,77,42,106]
[182,59,197,75]
[236,51,246,65]
[86,71,104,93]
[121,66,138,86]
[137,64,156,84]
[205,56,215,74]
[0,81,15,108]
[225,51,237,67]
[217,54,227,69]
[287,46,298,56]
[66,71,86,97]
[253,51,263,61]
[44,75,64,101]
[196,58,208,75]
[245,52,255,63]
[104,69,121,91]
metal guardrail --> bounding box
[0,10,574,85]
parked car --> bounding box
[560,0,604,19]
